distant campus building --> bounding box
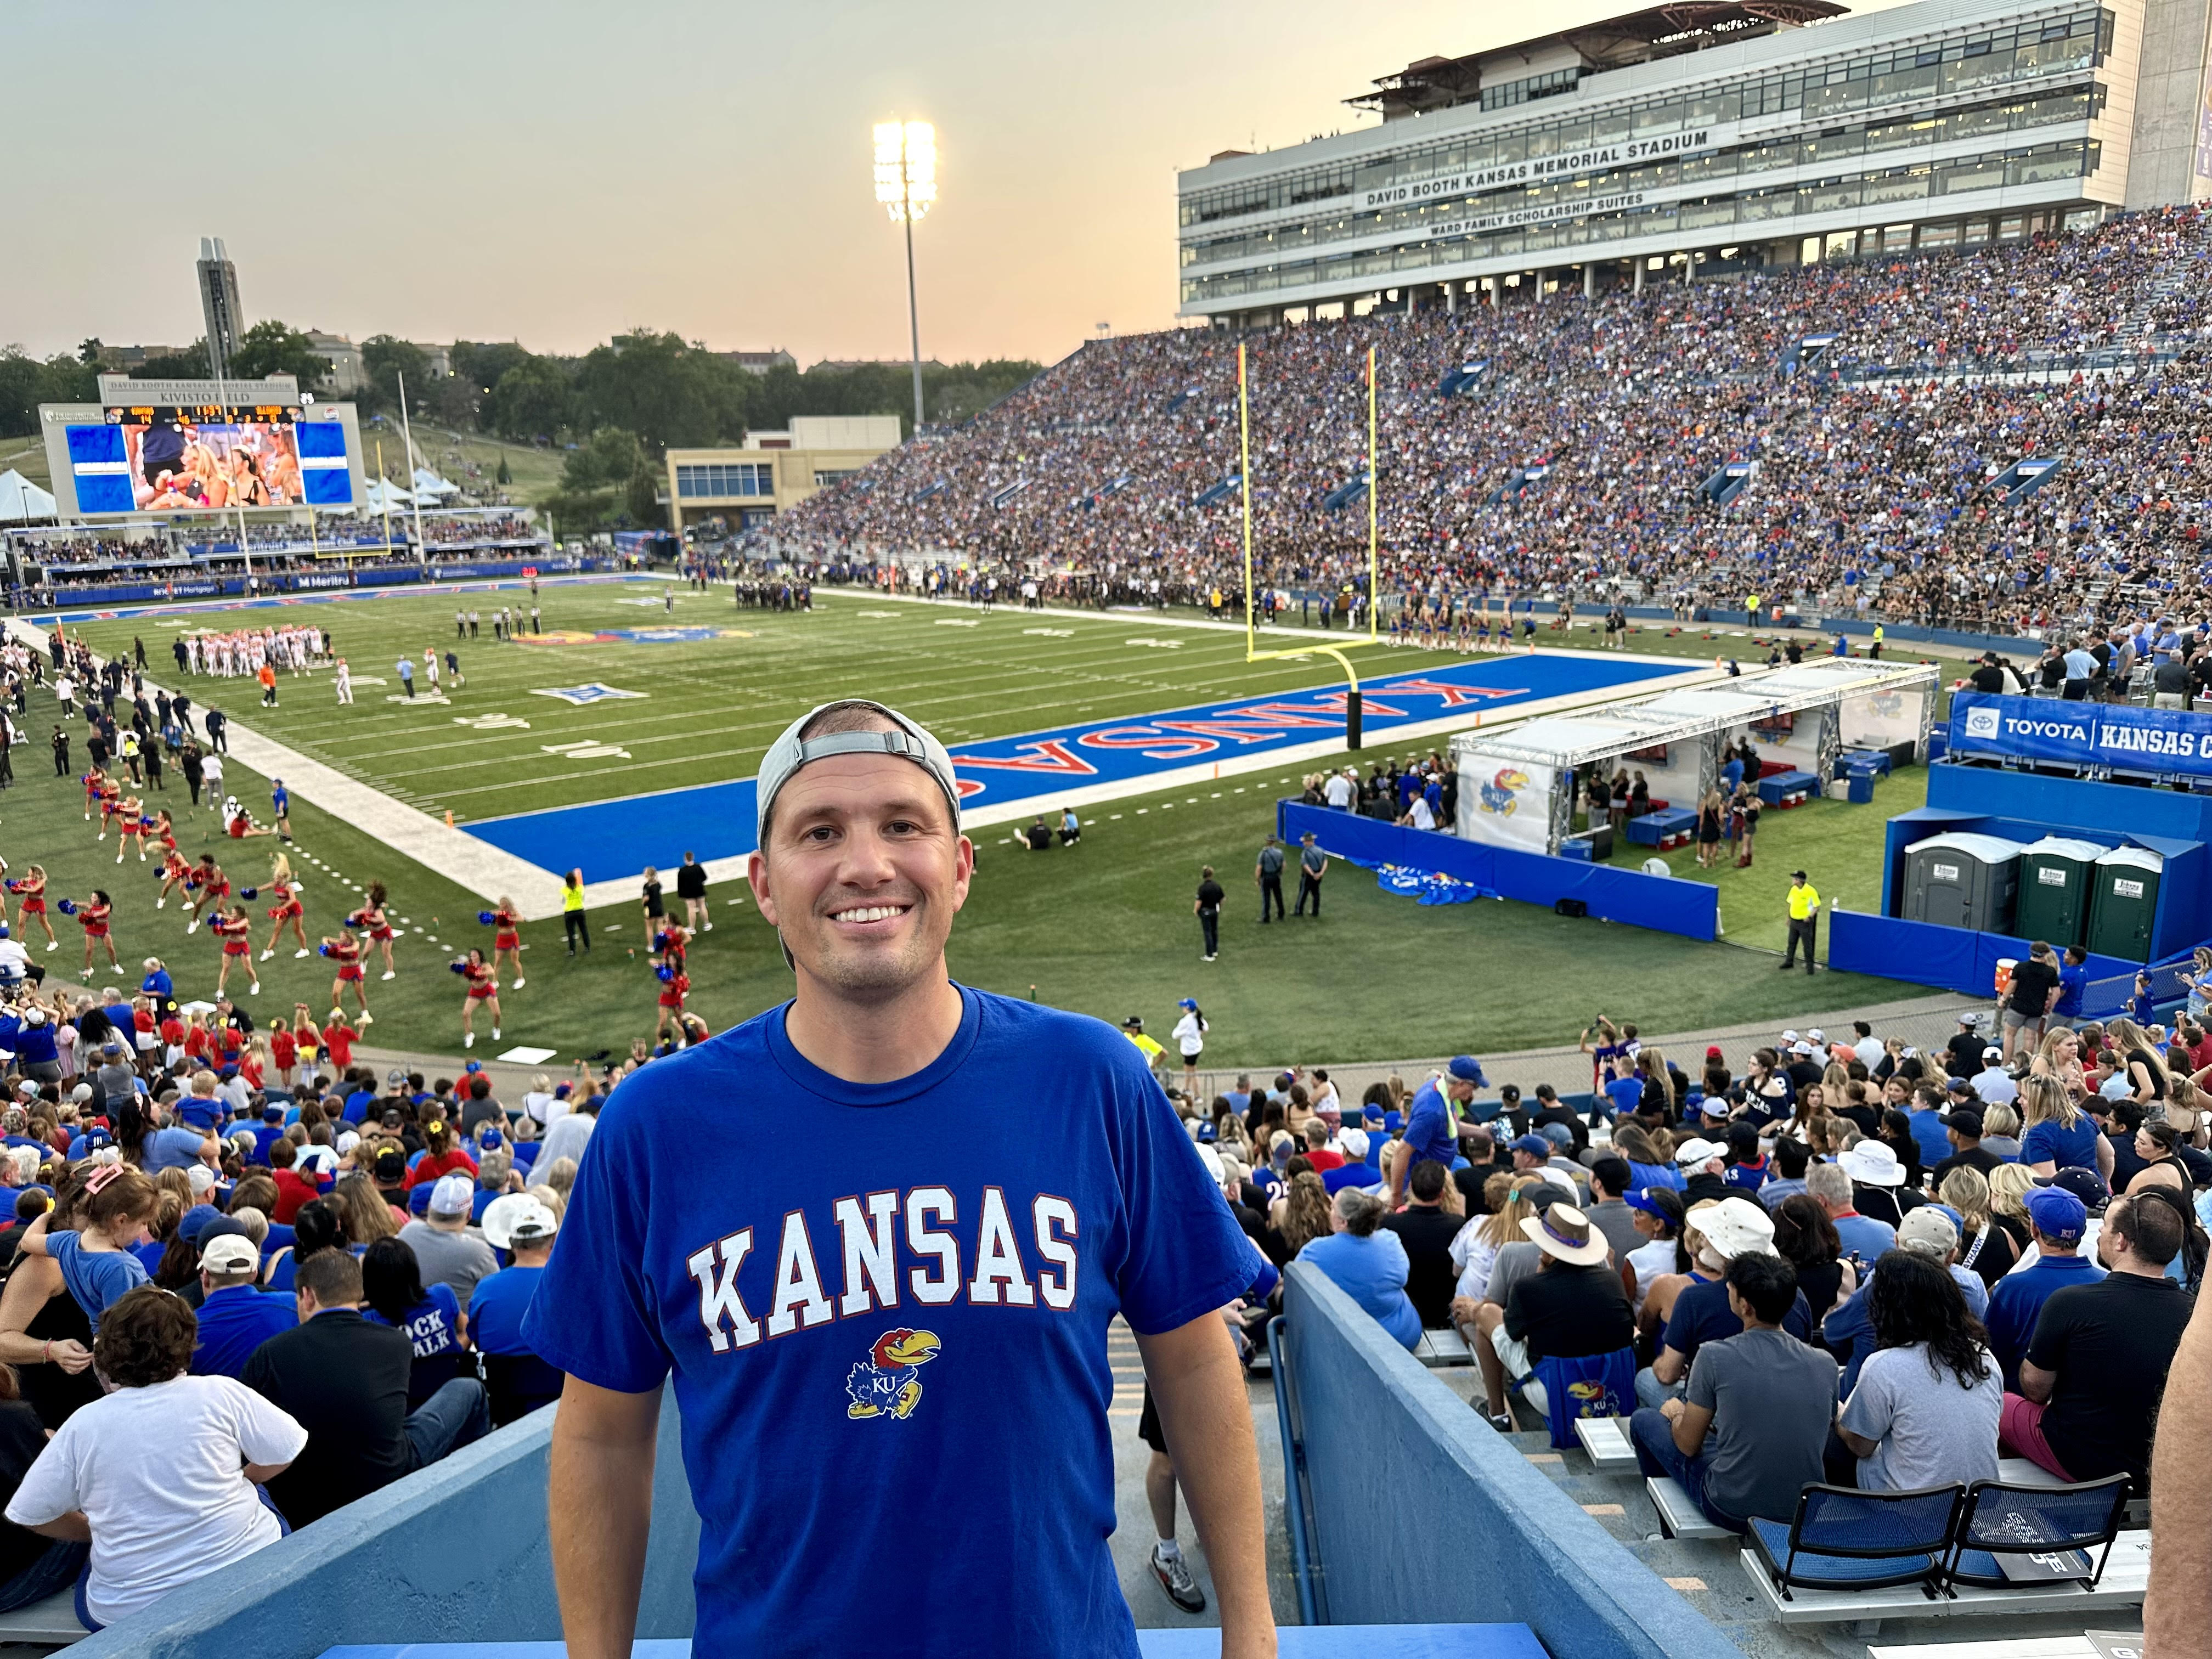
[1177,0,2212,324]
[664,415,902,532]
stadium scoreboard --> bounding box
[40,375,364,519]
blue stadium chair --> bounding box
[1528,1347,1635,1451]
[1748,1483,1962,1602]
[1943,1473,2130,1591]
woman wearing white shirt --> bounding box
[1171,998,1207,1101]
[7,1284,306,1630]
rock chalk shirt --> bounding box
[524,987,1260,1658]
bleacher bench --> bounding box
[0,1587,89,1645]
[1573,1414,1638,1472]
[1740,1531,2148,1626]
[1415,1328,1472,1368]
[1646,1476,1739,1541]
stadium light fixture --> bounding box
[872,120,936,432]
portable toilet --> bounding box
[2013,837,2106,950]
[1901,833,2023,933]
[2085,845,2164,962]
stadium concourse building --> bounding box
[1177,0,2212,324]
[663,414,901,534]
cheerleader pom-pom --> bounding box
[449,958,469,975]
[318,944,333,958]
[239,887,258,901]
[345,910,368,928]
[55,899,76,917]
[656,962,675,983]
[477,911,496,926]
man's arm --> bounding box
[1663,1397,1713,1456]
[548,1377,661,1659]
[2017,1359,2056,1404]
[1651,1343,1689,1386]
[1134,1311,1274,1659]
[2148,1279,2212,1655]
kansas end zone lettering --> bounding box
[2101,722,2200,759]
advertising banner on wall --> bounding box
[1948,692,2212,779]
[1457,756,1555,853]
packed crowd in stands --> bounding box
[1176,983,2212,1541]
[0,977,589,1629]
[768,206,2212,639]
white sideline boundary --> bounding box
[17,594,1718,921]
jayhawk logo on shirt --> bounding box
[845,1329,940,1421]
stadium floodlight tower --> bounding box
[872,119,936,435]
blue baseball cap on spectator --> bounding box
[1510,1134,1551,1159]
[1623,1187,1685,1223]
[177,1204,224,1246]
[1537,1122,1573,1150]
[1383,1110,1404,1133]
[2024,1187,2087,1244]
[1447,1056,1488,1086]
[409,1183,435,1216]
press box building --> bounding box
[1176,0,2212,323]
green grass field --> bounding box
[24,586,1974,1063]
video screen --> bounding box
[116,415,307,511]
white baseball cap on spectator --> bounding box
[1673,1136,1722,1167]
[1807,1029,1826,1045]
[199,1234,260,1276]
[1338,1127,1370,1162]
[185,1165,215,1197]
[1838,1141,1906,1186]
[428,1172,477,1216]
[481,1193,560,1250]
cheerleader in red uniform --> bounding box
[486,896,524,990]
[150,809,177,855]
[185,854,229,933]
[95,775,125,840]
[81,766,105,823]
[114,795,148,864]
[320,927,373,1025]
[259,853,309,961]
[211,902,256,998]
[456,948,500,1050]
[654,964,691,1043]
[70,889,119,979]
[156,847,194,910]
[9,865,56,951]
[355,881,400,981]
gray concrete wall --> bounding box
[2127,0,2212,206]
[1280,1262,1740,1659]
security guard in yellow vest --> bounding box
[1781,871,1821,974]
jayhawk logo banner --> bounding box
[1477,767,1529,817]
[847,1329,941,1421]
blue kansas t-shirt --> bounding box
[523,988,1260,1658]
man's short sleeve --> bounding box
[1107,1045,1262,1338]
[1661,1286,1700,1357]
[2022,1288,2079,1377]
[1838,1356,1897,1447]
[1685,1340,1726,1414]
[3,1423,79,1527]
[521,1107,673,1393]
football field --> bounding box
[21,579,1965,1064]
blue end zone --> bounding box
[464,654,1680,883]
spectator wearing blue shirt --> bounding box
[138,960,174,1008]
[128,1099,218,1176]
[1320,1128,1380,1196]
[189,1233,297,1379]
[1983,1188,2103,1391]
[2051,948,2089,1028]
[1807,1163,1896,1267]
[471,1196,566,1425]
[1297,1189,1420,1350]
[1391,1056,1485,1205]
[1905,1081,1953,1170]
[361,1238,467,1409]
[2019,1075,2105,1179]
[1638,1197,1813,1409]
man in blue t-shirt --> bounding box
[189,1232,297,1378]
[1390,1055,1486,1205]
[1984,1187,2104,1390]
[523,700,1271,1658]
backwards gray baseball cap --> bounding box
[755,701,962,845]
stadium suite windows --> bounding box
[1173,0,2169,318]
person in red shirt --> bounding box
[405,1119,479,1189]
[211,902,257,998]
[320,927,373,1025]
[182,1013,215,1067]
[1300,1122,1345,1173]
[114,794,148,864]
[269,1017,297,1087]
[96,775,125,839]
[150,809,176,855]
[156,847,194,911]
[8,865,55,951]
[455,949,501,1051]
[260,855,309,961]
[159,1007,186,1065]
[268,1141,331,1222]
[321,1013,356,1073]
[486,896,525,991]
[81,766,106,823]
[185,854,230,933]
[70,889,120,980]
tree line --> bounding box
[2,326,1043,450]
